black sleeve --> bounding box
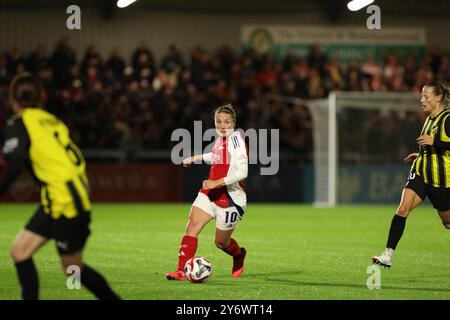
[434,116,450,151]
[0,118,30,196]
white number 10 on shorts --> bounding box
[192,193,245,230]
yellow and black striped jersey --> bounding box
[410,109,450,188]
[0,108,91,219]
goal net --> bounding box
[275,92,423,206]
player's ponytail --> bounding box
[215,104,237,123]
[444,86,450,110]
[9,73,44,109]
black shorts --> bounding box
[25,206,91,255]
[405,173,450,211]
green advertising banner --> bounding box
[241,26,426,63]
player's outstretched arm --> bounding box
[182,153,212,167]
[0,120,30,196]
[404,152,419,163]
[181,156,195,167]
[0,155,27,196]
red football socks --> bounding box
[223,238,242,257]
[177,235,198,271]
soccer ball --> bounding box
[184,256,212,283]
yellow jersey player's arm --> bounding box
[0,117,31,196]
[434,115,450,151]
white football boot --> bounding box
[371,248,394,268]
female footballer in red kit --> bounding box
[166,104,248,280]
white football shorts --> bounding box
[192,192,245,231]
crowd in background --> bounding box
[0,38,449,163]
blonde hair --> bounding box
[215,104,237,122]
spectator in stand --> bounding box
[5,47,23,76]
[131,41,156,82]
[346,61,363,91]
[0,55,11,86]
[415,64,434,89]
[50,38,76,89]
[361,55,383,79]
[282,52,296,73]
[437,54,450,83]
[308,69,325,98]
[383,53,405,90]
[216,45,236,82]
[257,55,279,94]
[404,54,418,88]
[190,46,211,90]
[307,43,328,77]
[161,44,185,73]
[105,48,126,81]
[27,45,49,75]
[292,59,310,98]
[324,58,345,92]
[81,45,103,76]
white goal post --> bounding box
[266,91,422,206]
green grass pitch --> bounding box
[1,203,449,300]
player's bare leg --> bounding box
[166,206,212,280]
[186,206,213,237]
[437,210,450,229]
[10,229,48,262]
[372,188,422,268]
[60,251,120,300]
[396,188,423,218]
[10,229,48,300]
[215,228,246,278]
